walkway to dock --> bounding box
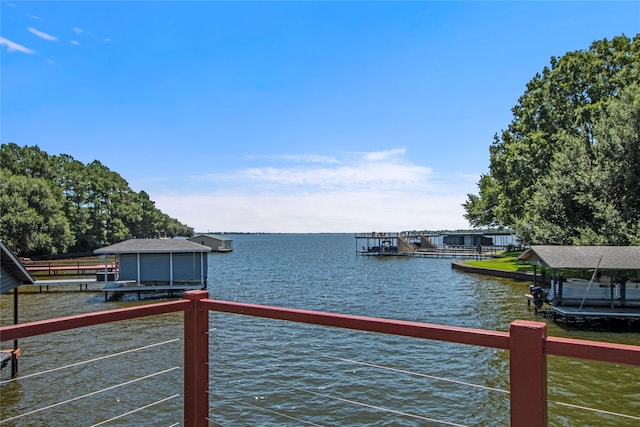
[23,260,116,276]
[22,278,102,293]
[359,249,492,260]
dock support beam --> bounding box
[12,288,19,377]
[509,320,547,427]
[184,290,209,426]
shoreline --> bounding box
[451,261,535,282]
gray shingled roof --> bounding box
[1,240,35,293]
[517,246,640,270]
[94,239,211,254]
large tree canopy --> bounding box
[464,34,640,245]
[0,143,194,256]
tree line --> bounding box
[1,143,194,257]
[464,34,640,245]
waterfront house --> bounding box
[188,234,233,252]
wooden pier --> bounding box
[23,260,116,276]
[102,281,204,301]
[22,278,102,293]
[549,305,640,322]
[19,278,204,302]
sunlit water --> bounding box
[1,234,639,426]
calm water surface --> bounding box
[1,234,639,426]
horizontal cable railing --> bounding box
[2,290,639,426]
[88,395,181,427]
[1,367,179,424]
[210,332,640,426]
[0,330,182,425]
[209,368,473,426]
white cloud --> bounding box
[0,36,36,54]
[28,14,44,21]
[363,148,406,161]
[70,40,79,45]
[236,162,431,189]
[280,154,340,164]
[153,188,469,233]
[28,27,58,41]
[73,27,83,34]
[151,149,474,232]
[197,149,430,190]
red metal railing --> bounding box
[2,290,639,426]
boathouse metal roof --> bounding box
[94,238,211,254]
[517,246,640,270]
[1,240,35,294]
[191,233,232,241]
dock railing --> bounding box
[1,290,639,426]
[23,259,117,276]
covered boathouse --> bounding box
[188,233,233,252]
[518,245,640,323]
[95,239,210,300]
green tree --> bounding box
[464,34,640,244]
[516,83,640,245]
[0,169,74,255]
[1,142,53,179]
[1,143,194,256]
[463,174,500,228]
[596,83,640,234]
[131,191,163,237]
[51,154,92,251]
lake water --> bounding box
[1,233,639,426]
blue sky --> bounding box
[2,1,639,233]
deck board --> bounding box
[551,305,640,320]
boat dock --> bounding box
[19,278,204,301]
[23,260,116,276]
[520,246,640,327]
[355,231,507,259]
[22,278,103,293]
[549,305,640,322]
[102,281,204,301]
[529,299,640,327]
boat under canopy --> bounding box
[518,246,640,321]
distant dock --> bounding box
[355,231,514,260]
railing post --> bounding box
[184,290,209,427]
[509,320,547,427]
